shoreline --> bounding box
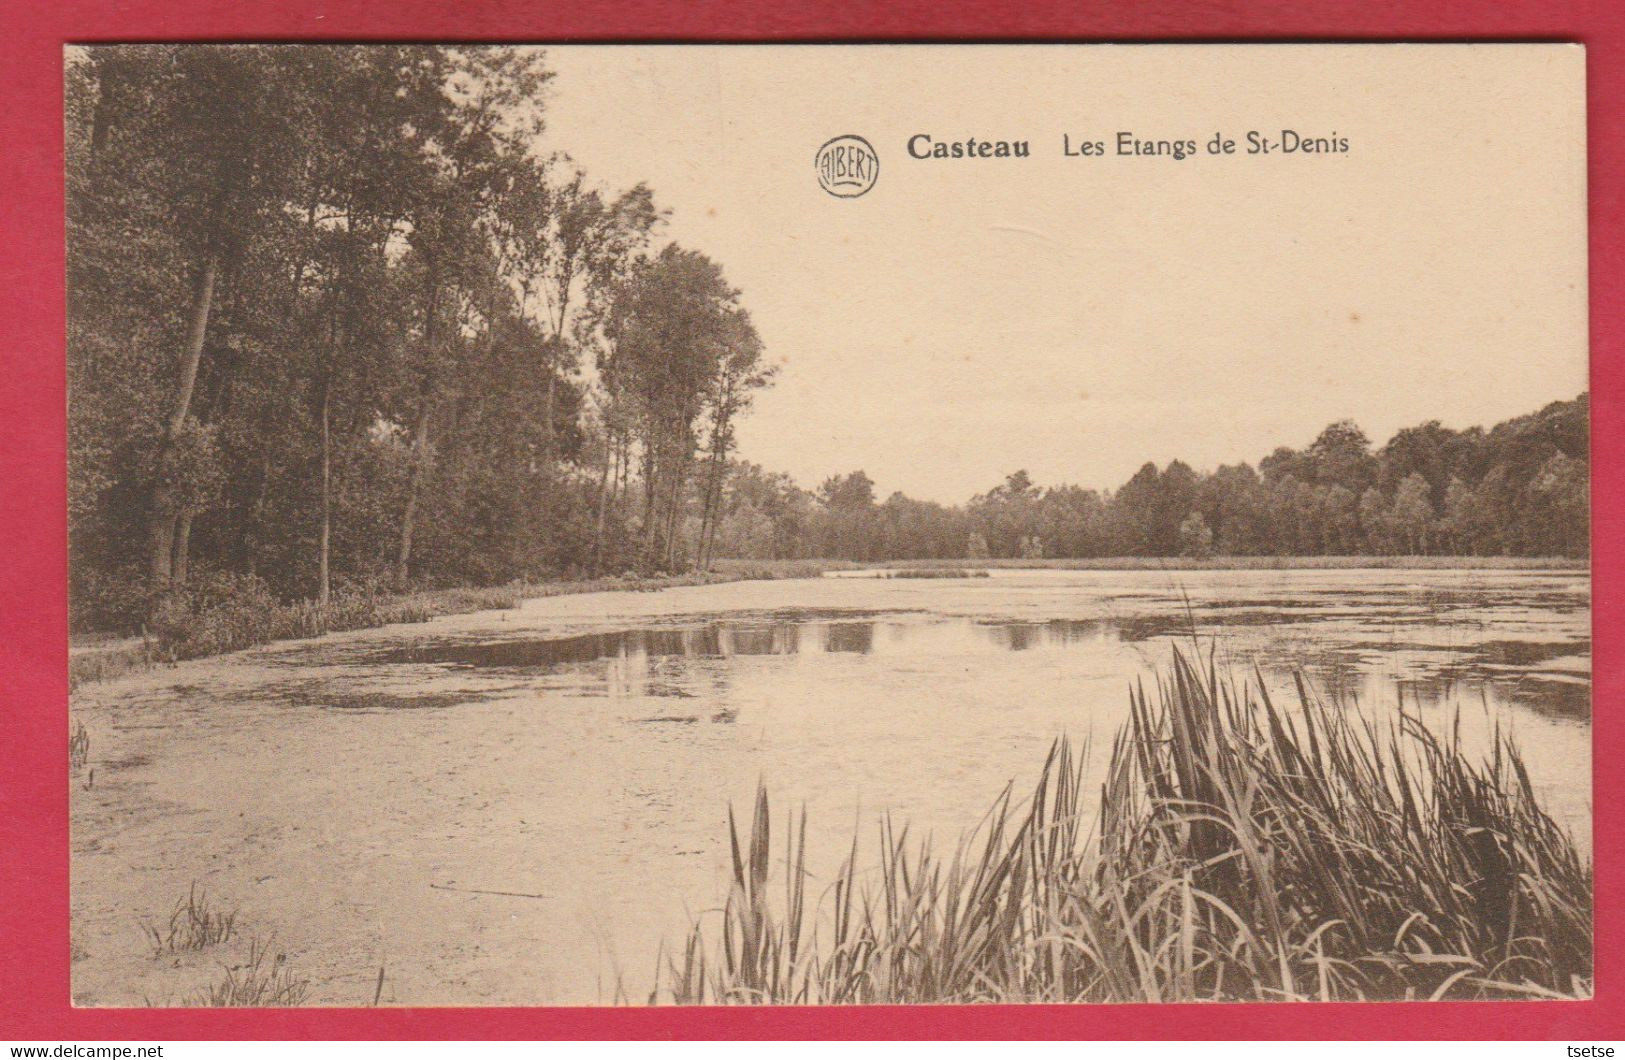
[69,554,1586,687]
[68,561,850,688]
[852,555,1588,571]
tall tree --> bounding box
[600,244,756,570]
[695,310,773,569]
[74,46,311,588]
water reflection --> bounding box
[383,614,1147,668]
[384,624,805,667]
[376,607,1590,720]
[824,622,874,654]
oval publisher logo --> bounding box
[816,134,879,198]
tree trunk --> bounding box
[395,392,432,590]
[660,465,677,570]
[617,437,629,506]
[542,370,558,453]
[663,456,688,571]
[696,515,712,572]
[147,510,177,589]
[703,442,729,570]
[640,441,660,563]
[318,375,332,609]
[395,274,443,591]
[694,493,711,573]
[147,254,219,587]
[706,473,724,567]
[695,442,723,572]
[171,512,194,586]
[695,454,719,571]
[591,434,614,576]
[243,451,272,577]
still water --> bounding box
[70,567,1590,1005]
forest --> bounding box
[67,45,1589,640]
[68,45,772,634]
[711,394,1590,564]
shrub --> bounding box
[69,566,157,636]
[148,572,283,659]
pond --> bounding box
[68,567,1590,1006]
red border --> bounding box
[2,0,1620,1041]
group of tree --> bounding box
[703,395,1589,563]
[68,45,771,632]
[65,45,1588,638]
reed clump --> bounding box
[663,648,1591,1003]
[69,719,90,770]
[69,640,156,689]
[144,883,237,957]
[144,575,474,660]
[195,936,309,1007]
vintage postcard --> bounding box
[65,43,1589,1006]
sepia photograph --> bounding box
[64,43,1591,1008]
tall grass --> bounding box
[663,649,1591,1003]
[142,577,485,661]
[144,883,237,957]
[195,936,309,1007]
[68,640,157,689]
[69,719,90,770]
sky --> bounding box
[533,45,1587,504]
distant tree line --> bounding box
[68,45,771,632]
[707,395,1589,563]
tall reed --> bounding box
[69,719,90,770]
[144,883,236,957]
[195,936,309,1007]
[662,648,1591,1003]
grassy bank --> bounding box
[69,560,857,688]
[662,649,1591,1003]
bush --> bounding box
[148,572,283,660]
[69,565,156,636]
